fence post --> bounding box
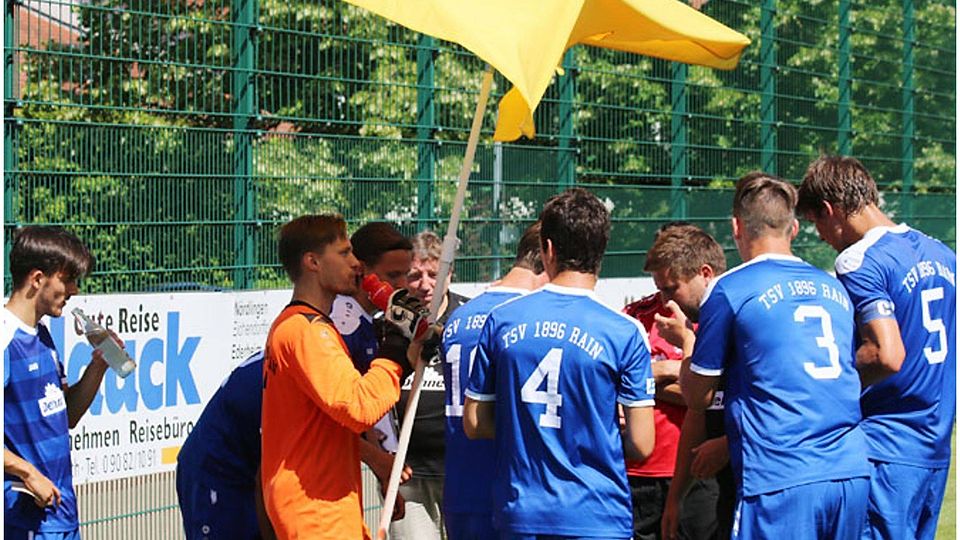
[4,0,17,279]
[760,0,777,174]
[670,62,688,220]
[900,0,915,220]
[838,0,851,155]
[557,50,576,190]
[232,0,256,289]
[417,35,436,229]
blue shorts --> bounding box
[862,460,949,540]
[733,477,868,540]
[446,511,497,540]
[4,527,80,540]
[175,463,260,540]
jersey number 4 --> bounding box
[521,348,564,429]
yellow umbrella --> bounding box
[340,2,749,537]
[346,0,750,140]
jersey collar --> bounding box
[2,307,38,335]
[749,252,803,264]
[486,285,532,295]
[542,283,599,299]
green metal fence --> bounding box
[4,0,956,292]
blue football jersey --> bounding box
[441,286,526,515]
[835,224,956,467]
[330,294,377,373]
[465,284,655,537]
[689,254,869,498]
[3,308,79,532]
[178,351,263,490]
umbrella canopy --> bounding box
[344,0,750,140]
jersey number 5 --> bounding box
[521,348,563,429]
[921,287,948,364]
[794,305,842,380]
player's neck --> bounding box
[846,205,896,243]
[739,237,793,262]
[291,279,335,315]
[549,270,597,291]
[4,293,41,328]
[497,267,542,291]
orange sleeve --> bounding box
[279,317,403,433]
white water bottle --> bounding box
[72,308,137,378]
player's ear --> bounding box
[788,218,800,240]
[26,269,46,292]
[821,200,836,218]
[301,250,322,274]
[730,217,741,240]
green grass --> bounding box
[936,437,956,540]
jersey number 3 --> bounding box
[521,348,564,429]
[794,305,842,380]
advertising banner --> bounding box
[50,278,654,484]
[59,290,289,484]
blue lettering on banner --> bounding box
[49,311,202,414]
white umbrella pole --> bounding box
[377,65,495,540]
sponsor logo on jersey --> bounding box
[38,383,66,417]
[707,390,725,410]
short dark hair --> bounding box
[644,225,727,279]
[350,222,412,266]
[797,155,879,218]
[278,214,347,281]
[733,172,798,238]
[9,226,94,289]
[513,222,543,274]
[539,188,610,275]
[410,230,442,262]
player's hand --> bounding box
[380,483,407,521]
[24,469,61,508]
[690,436,729,479]
[418,325,443,363]
[661,492,682,540]
[654,301,695,351]
[384,289,429,341]
[375,319,414,378]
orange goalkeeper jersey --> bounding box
[261,301,403,540]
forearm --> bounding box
[667,410,707,503]
[4,448,37,480]
[656,382,685,406]
[315,359,404,433]
[359,437,392,481]
[65,358,108,428]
